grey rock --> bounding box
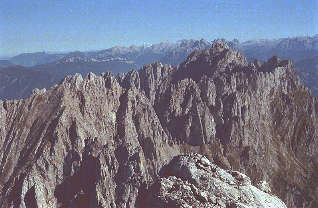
[0,43,317,208]
[146,154,287,208]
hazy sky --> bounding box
[0,0,317,56]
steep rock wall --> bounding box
[0,43,317,207]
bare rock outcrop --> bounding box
[0,42,317,207]
[146,154,287,208]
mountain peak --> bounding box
[178,42,248,81]
[210,41,230,53]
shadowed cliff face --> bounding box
[0,43,317,208]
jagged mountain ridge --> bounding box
[2,35,318,100]
[0,43,317,207]
[31,56,138,81]
[0,39,211,100]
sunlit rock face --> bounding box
[0,43,317,208]
[146,154,287,208]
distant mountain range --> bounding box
[0,35,317,99]
[295,56,318,97]
[6,35,318,68]
[0,66,57,100]
[0,60,15,67]
[238,35,318,62]
[7,39,212,68]
[9,52,65,67]
[0,61,55,100]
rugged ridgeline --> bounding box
[2,36,318,100]
[0,43,317,207]
[0,39,211,100]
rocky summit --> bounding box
[0,42,317,208]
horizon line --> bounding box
[1,33,317,58]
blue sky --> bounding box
[0,0,317,56]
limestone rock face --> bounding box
[0,43,318,207]
[146,154,287,208]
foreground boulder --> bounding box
[146,154,287,208]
